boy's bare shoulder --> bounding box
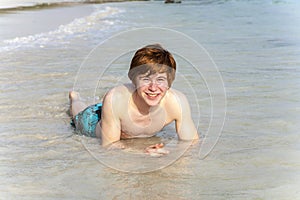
[163,89,182,110]
[164,88,190,115]
[102,84,133,112]
[166,88,187,102]
[105,84,134,98]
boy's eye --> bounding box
[157,78,167,82]
[142,77,150,82]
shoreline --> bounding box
[0,0,147,13]
[0,0,150,41]
[0,4,94,40]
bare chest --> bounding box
[120,108,171,138]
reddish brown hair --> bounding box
[128,44,176,87]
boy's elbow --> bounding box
[179,131,199,141]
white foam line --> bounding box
[0,5,124,52]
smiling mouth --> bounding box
[145,92,160,98]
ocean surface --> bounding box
[1,0,300,199]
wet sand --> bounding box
[0,4,94,40]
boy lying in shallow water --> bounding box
[69,44,198,156]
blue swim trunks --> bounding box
[71,103,102,137]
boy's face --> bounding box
[134,72,169,107]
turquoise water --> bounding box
[1,0,300,199]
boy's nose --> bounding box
[148,81,158,91]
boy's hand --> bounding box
[144,143,169,157]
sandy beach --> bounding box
[0,0,145,40]
[0,4,94,40]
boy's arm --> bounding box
[100,89,122,146]
[172,91,199,140]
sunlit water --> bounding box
[0,0,300,199]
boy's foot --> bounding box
[69,91,80,116]
[69,91,80,102]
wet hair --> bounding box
[128,44,176,87]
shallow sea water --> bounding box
[0,0,300,199]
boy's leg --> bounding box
[69,91,87,118]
